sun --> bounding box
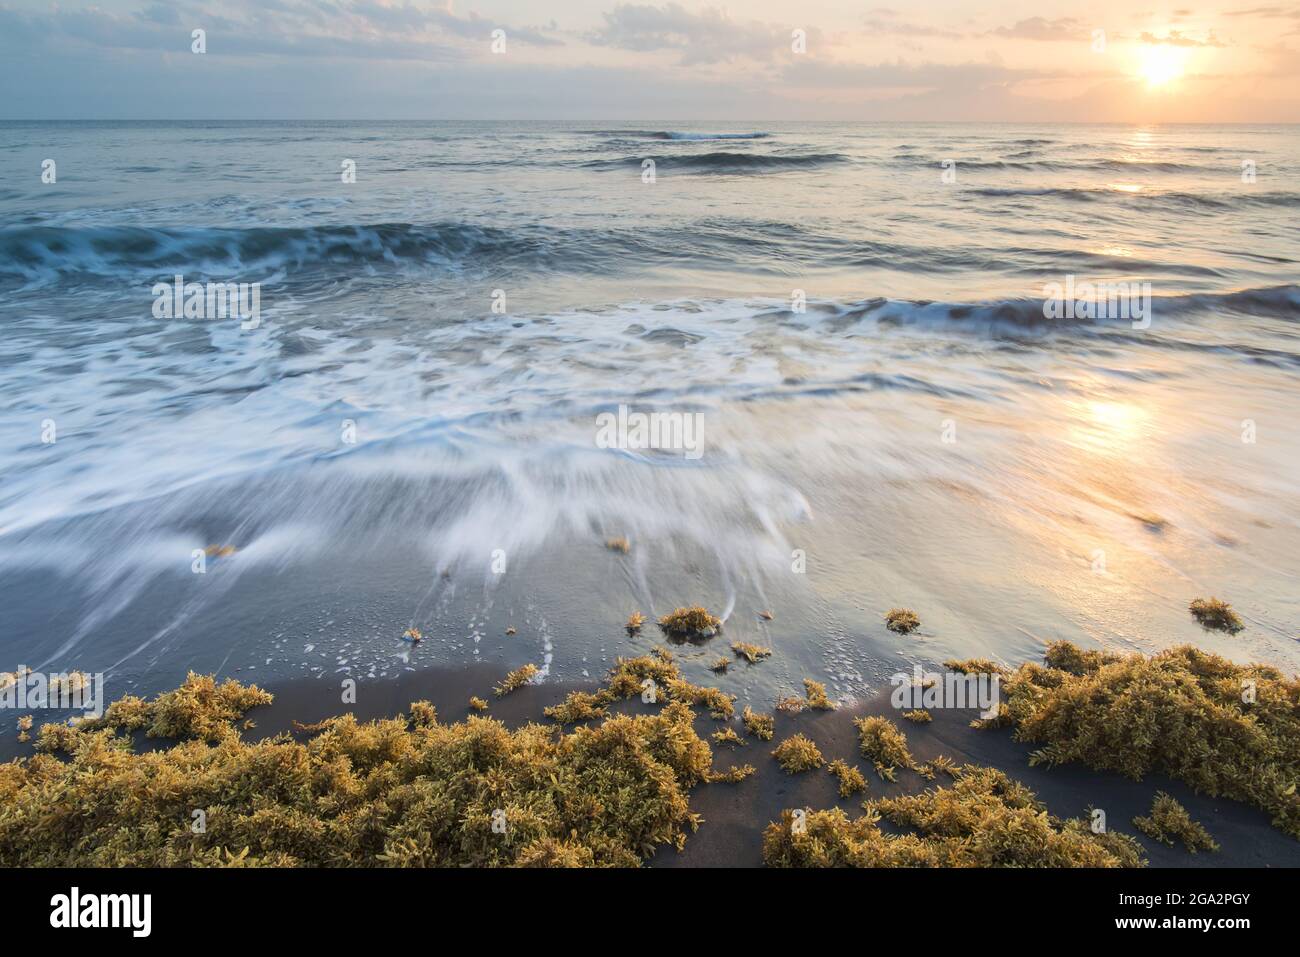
[1137,46,1186,88]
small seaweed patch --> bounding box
[16,715,32,744]
[885,608,920,634]
[543,648,734,722]
[774,695,804,714]
[1133,792,1219,853]
[854,716,915,781]
[711,727,746,747]
[705,764,756,784]
[730,641,772,663]
[543,690,608,725]
[403,628,422,644]
[709,657,730,674]
[1189,597,1244,634]
[827,758,867,798]
[763,765,1146,868]
[772,734,825,773]
[802,679,835,711]
[605,537,630,553]
[657,606,721,640]
[494,664,539,697]
[469,697,489,712]
[742,706,775,741]
[75,672,272,744]
[942,657,1008,677]
[960,640,1300,838]
[901,709,932,723]
[626,612,646,632]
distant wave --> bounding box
[580,129,771,140]
[892,155,1214,174]
[821,285,1300,333]
[584,151,848,173]
[969,186,1300,211]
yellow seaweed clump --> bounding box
[827,759,866,798]
[772,733,825,773]
[854,716,915,781]
[731,641,772,663]
[1189,597,1244,634]
[802,679,835,711]
[657,606,721,640]
[884,608,920,635]
[75,672,272,744]
[763,765,1146,868]
[1132,792,1219,853]
[1,678,720,867]
[742,706,775,742]
[494,664,539,697]
[965,640,1300,838]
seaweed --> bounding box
[494,664,539,697]
[901,709,932,723]
[763,765,1146,868]
[72,672,272,744]
[775,696,804,714]
[884,608,920,635]
[705,764,756,784]
[626,612,646,633]
[1189,597,1244,634]
[543,690,608,724]
[961,640,1300,838]
[403,628,422,644]
[709,657,730,674]
[742,706,775,742]
[802,679,835,711]
[772,734,825,773]
[468,697,489,712]
[1132,792,1219,853]
[1,679,722,866]
[854,715,915,781]
[731,641,772,664]
[710,727,746,748]
[605,537,630,553]
[657,606,721,640]
[827,758,867,797]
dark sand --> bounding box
[195,664,1300,868]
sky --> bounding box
[1,1,1298,121]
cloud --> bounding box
[781,58,1053,92]
[588,3,800,64]
[1223,6,1300,17]
[1139,30,1227,46]
[0,0,563,63]
[991,17,1090,42]
[862,15,964,40]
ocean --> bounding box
[1,120,1297,708]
